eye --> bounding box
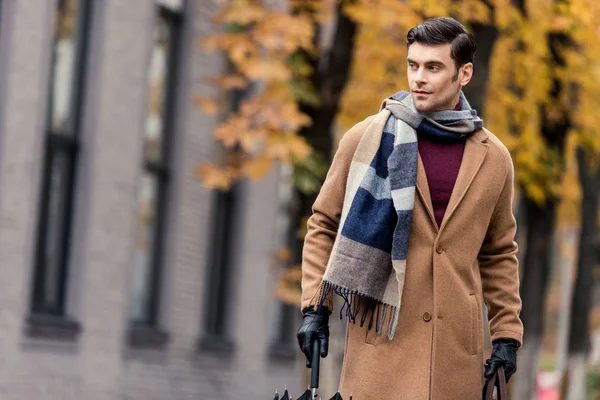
[408,62,417,70]
[428,65,439,72]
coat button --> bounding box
[436,244,443,254]
[423,312,432,322]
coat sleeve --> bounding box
[299,117,372,313]
[478,151,524,345]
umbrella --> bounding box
[310,339,321,399]
[272,339,352,400]
[295,387,312,400]
[272,387,291,400]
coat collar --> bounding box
[416,129,489,234]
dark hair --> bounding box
[406,17,477,68]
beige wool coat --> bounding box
[300,106,524,399]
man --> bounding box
[297,17,523,399]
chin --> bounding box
[411,97,431,112]
[414,103,433,112]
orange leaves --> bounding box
[197,0,318,190]
[253,13,314,53]
[202,3,315,77]
[265,132,312,162]
[195,0,318,188]
[242,154,273,180]
[205,74,248,90]
[213,116,251,147]
[194,96,220,115]
[212,1,266,26]
[272,246,302,306]
[451,0,493,24]
[244,59,291,80]
[195,163,237,190]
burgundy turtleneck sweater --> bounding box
[417,101,466,228]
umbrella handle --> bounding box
[311,339,320,389]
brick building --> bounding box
[0,0,303,398]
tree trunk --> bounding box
[462,22,498,116]
[556,226,578,373]
[513,198,558,399]
[512,9,572,394]
[563,149,600,399]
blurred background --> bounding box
[0,0,597,399]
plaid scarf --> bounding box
[311,90,483,340]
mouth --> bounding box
[412,90,430,96]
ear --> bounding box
[459,62,473,87]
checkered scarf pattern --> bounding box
[310,90,483,340]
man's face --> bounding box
[406,42,473,112]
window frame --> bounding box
[198,86,246,354]
[30,0,94,317]
[128,3,184,331]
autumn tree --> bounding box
[560,1,600,397]
[197,0,317,190]
[482,0,600,397]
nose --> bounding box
[414,67,427,85]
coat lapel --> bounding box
[416,154,438,232]
[438,129,489,234]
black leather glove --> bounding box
[484,338,520,382]
[297,307,330,368]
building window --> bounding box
[31,0,93,316]
[199,87,246,353]
[128,3,183,331]
[201,186,240,344]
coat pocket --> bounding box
[469,294,478,355]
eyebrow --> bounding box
[406,58,446,66]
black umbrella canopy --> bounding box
[328,393,343,400]
[280,388,289,400]
[272,389,279,400]
[295,389,312,400]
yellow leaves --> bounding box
[202,32,250,53]
[242,154,273,180]
[200,0,600,204]
[213,116,250,147]
[212,1,266,26]
[206,74,248,90]
[194,96,220,115]
[452,0,493,24]
[274,270,302,305]
[483,0,600,206]
[240,99,312,131]
[196,163,237,191]
[239,128,269,152]
[551,15,573,32]
[557,135,582,225]
[252,13,314,53]
[278,104,312,130]
[271,245,302,306]
[276,247,293,263]
[273,262,303,306]
[265,132,312,162]
[245,59,291,80]
[197,0,319,191]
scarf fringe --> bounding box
[309,280,399,340]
